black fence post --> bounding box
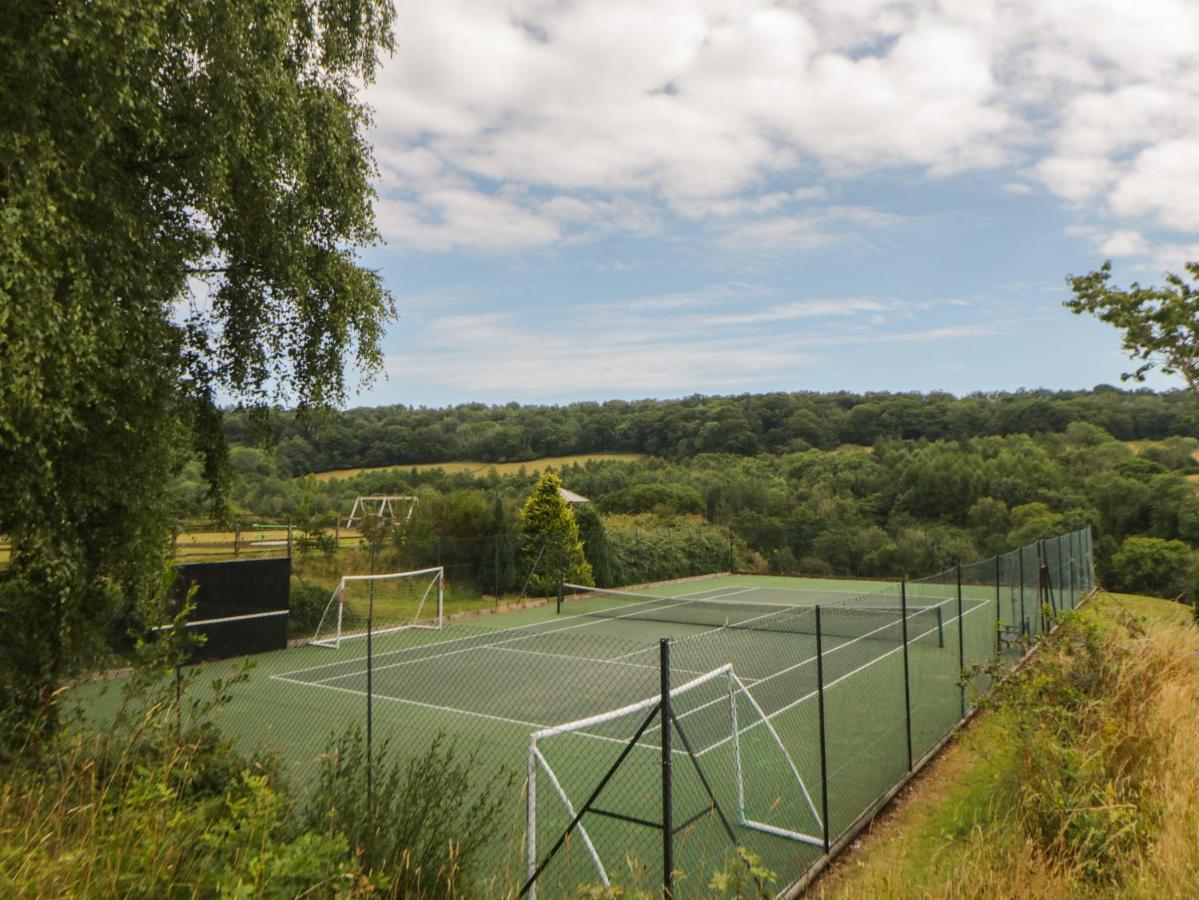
[899,582,913,771]
[956,563,965,718]
[814,606,831,854]
[1057,535,1066,612]
[1018,545,1026,639]
[367,537,376,821]
[660,638,673,898]
[1073,530,1080,608]
[994,555,1001,659]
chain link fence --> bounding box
[72,526,1094,897]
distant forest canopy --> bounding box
[225,387,1199,477]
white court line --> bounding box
[271,676,695,757]
[315,585,778,683]
[695,598,994,757]
[488,644,713,679]
[274,582,749,679]
[272,675,547,730]
[646,598,979,747]
[276,584,952,758]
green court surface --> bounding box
[74,571,1040,897]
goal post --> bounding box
[526,664,822,894]
[311,566,444,649]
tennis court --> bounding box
[75,528,1092,897]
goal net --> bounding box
[311,566,444,649]
[526,664,822,895]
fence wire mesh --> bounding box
[70,527,1095,897]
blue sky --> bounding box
[348,0,1198,407]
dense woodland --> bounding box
[228,387,1199,476]
[200,388,1199,599]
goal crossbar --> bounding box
[526,664,822,895]
[311,566,444,649]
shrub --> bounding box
[983,608,1199,885]
[289,577,330,637]
[1108,536,1194,601]
[305,728,513,895]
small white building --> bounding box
[557,487,590,506]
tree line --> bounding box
[198,418,1199,599]
[226,387,1199,477]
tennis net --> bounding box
[561,584,945,645]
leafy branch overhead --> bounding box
[0,0,397,743]
[1066,261,1199,393]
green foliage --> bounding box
[1067,260,1199,390]
[1006,502,1067,547]
[288,577,330,638]
[983,610,1183,884]
[1108,536,1195,601]
[601,482,705,516]
[304,728,512,894]
[602,515,743,586]
[706,847,779,898]
[520,472,593,594]
[1,0,396,740]
[574,502,614,587]
[228,387,1199,478]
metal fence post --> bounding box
[1018,545,1026,638]
[660,638,673,898]
[994,554,1001,658]
[1057,536,1065,615]
[367,536,376,820]
[956,563,965,718]
[814,606,831,854]
[899,582,913,771]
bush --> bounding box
[304,728,512,895]
[982,607,1199,886]
[599,514,744,585]
[0,678,356,897]
[1108,536,1195,601]
[288,577,330,637]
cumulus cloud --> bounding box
[365,0,1199,257]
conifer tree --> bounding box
[520,472,593,595]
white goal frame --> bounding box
[526,664,822,896]
[344,495,418,530]
[311,566,444,649]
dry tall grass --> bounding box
[819,596,1199,899]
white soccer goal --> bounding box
[311,566,444,649]
[526,664,822,895]
[344,495,417,530]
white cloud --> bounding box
[699,299,894,327]
[363,0,1199,257]
[1099,230,1149,257]
[378,280,994,397]
[1109,140,1199,231]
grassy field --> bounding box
[814,591,1199,898]
[71,570,1052,897]
[306,452,648,483]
